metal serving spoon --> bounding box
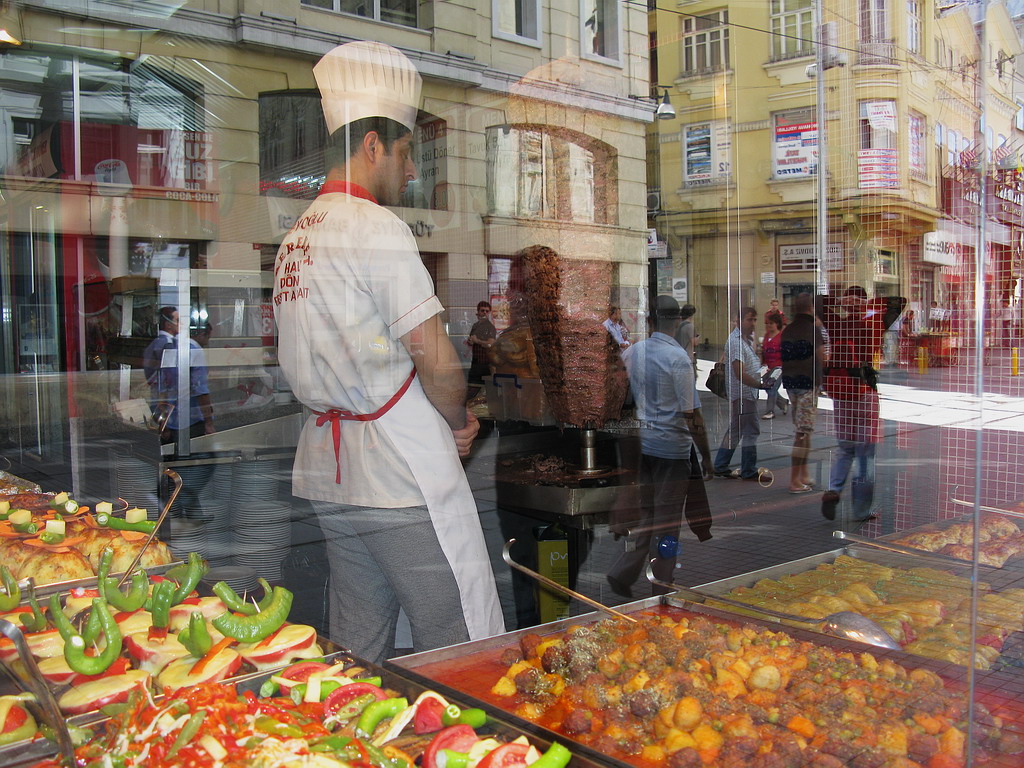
[503,539,637,623]
[644,561,901,650]
[116,467,182,587]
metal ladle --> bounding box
[503,539,637,623]
[116,467,182,587]
[644,561,901,650]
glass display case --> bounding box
[1,0,1023,765]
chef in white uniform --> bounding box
[274,41,504,663]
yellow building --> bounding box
[648,0,1021,341]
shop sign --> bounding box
[163,131,215,191]
[922,230,961,266]
[778,243,843,272]
[683,121,731,187]
[857,149,899,189]
[772,120,817,179]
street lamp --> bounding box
[655,88,675,120]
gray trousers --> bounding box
[310,500,470,664]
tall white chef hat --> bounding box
[314,41,422,135]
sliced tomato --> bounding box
[276,661,331,694]
[323,682,390,716]
[422,725,481,768]
[476,742,531,768]
[414,696,448,735]
[2,704,27,733]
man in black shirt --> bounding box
[780,293,824,493]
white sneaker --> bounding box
[761,412,774,420]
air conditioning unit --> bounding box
[646,190,662,214]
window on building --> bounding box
[486,126,615,224]
[683,121,731,187]
[772,108,817,179]
[301,0,417,27]
[906,0,921,55]
[909,112,926,176]
[769,0,813,60]
[581,0,620,61]
[682,10,729,75]
[859,100,896,150]
[859,0,888,42]
[493,0,540,43]
[258,93,445,209]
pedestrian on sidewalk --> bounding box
[607,296,714,599]
[821,286,884,522]
[760,312,787,419]
[714,306,766,480]
[780,293,824,494]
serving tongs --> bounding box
[116,468,182,588]
[0,617,75,766]
[950,497,1024,520]
[502,539,637,623]
[644,561,901,650]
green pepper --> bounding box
[148,579,175,631]
[166,710,206,759]
[38,531,66,545]
[438,750,470,768]
[355,697,407,739]
[259,678,280,698]
[353,676,383,687]
[49,593,103,645]
[0,697,35,746]
[171,552,207,604]
[20,591,48,634]
[94,512,156,535]
[213,581,259,616]
[0,566,21,612]
[363,739,405,768]
[289,679,343,705]
[309,734,352,753]
[254,715,304,738]
[63,598,122,676]
[441,704,487,729]
[97,547,114,582]
[11,520,38,535]
[330,693,377,721]
[528,743,572,768]
[177,611,212,657]
[212,586,292,643]
[99,570,149,614]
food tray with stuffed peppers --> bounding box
[688,543,1024,671]
[0,651,597,768]
[388,597,1024,768]
[0,547,332,726]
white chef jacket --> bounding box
[274,190,440,507]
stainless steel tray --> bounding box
[13,560,184,603]
[389,597,1024,768]
[1,648,604,768]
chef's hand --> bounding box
[453,409,480,457]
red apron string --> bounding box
[312,368,417,484]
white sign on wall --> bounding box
[772,120,817,179]
[922,231,959,266]
[778,243,844,272]
[683,121,731,187]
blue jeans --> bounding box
[829,440,876,519]
[714,398,760,478]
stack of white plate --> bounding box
[203,566,260,596]
[166,519,208,562]
[201,501,232,568]
[232,501,291,581]
[210,463,233,500]
[232,460,282,503]
[111,456,161,518]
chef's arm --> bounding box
[401,312,468,430]
[732,359,763,389]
